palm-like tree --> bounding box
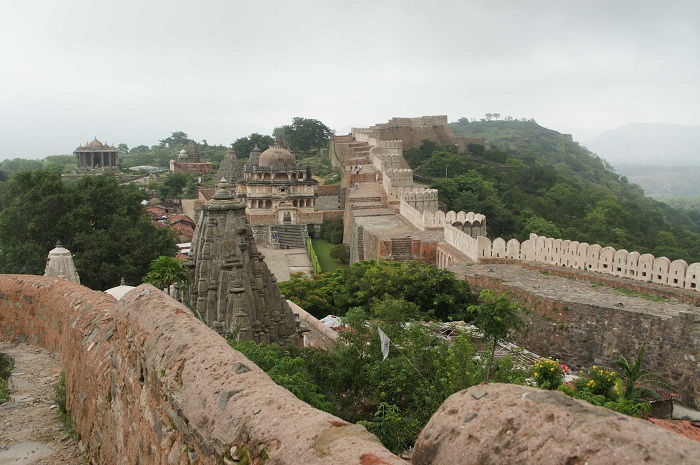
[615,347,674,400]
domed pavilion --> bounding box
[235,141,319,227]
[74,138,119,173]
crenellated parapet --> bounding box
[384,168,414,187]
[374,115,449,129]
[372,153,404,171]
[399,201,483,230]
[443,229,700,292]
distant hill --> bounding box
[426,119,700,263]
[584,123,700,166]
[614,164,700,200]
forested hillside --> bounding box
[404,119,700,263]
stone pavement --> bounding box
[0,342,82,465]
[455,263,699,318]
[257,244,313,282]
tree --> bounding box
[273,117,333,154]
[468,290,525,382]
[143,256,191,290]
[615,347,674,401]
[159,131,192,148]
[158,172,196,200]
[0,170,178,289]
[231,133,274,158]
[329,243,349,264]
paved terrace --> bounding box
[455,263,700,318]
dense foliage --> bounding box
[273,117,333,154]
[403,119,700,262]
[0,170,177,289]
[468,290,526,382]
[279,260,472,321]
[231,133,274,158]
[232,311,527,454]
[143,256,191,290]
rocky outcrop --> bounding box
[413,384,700,465]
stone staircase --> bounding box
[390,237,414,262]
[273,224,307,248]
[357,227,365,261]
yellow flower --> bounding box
[534,372,539,377]
[550,368,555,372]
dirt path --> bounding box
[0,342,83,465]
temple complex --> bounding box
[74,138,119,173]
[188,179,301,344]
[169,141,213,175]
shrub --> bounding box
[574,365,618,398]
[532,357,564,390]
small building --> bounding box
[169,142,213,176]
[74,138,119,173]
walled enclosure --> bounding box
[0,275,403,465]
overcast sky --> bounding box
[2,0,698,159]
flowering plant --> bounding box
[574,365,618,398]
[532,357,564,390]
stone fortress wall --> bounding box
[354,115,700,294]
[442,227,700,292]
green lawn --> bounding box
[311,238,348,273]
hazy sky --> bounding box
[2,0,698,159]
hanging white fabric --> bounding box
[378,327,390,361]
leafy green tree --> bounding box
[0,170,72,274]
[615,347,674,401]
[143,256,191,290]
[0,158,44,176]
[320,217,343,244]
[522,214,562,238]
[231,133,274,158]
[329,243,350,263]
[159,131,192,148]
[158,172,196,200]
[273,117,333,154]
[468,290,525,382]
[0,170,178,289]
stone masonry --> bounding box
[188,180,299,344]
[3,276,700,464]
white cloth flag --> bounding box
[378,327,390,361]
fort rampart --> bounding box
[461,265,700,407]
[0,275,403,465]
[443,227,700,291]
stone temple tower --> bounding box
[44,241,81,284]
[188,179,300,345]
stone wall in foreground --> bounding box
[4,274,700,464]
[0,275,403,465]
